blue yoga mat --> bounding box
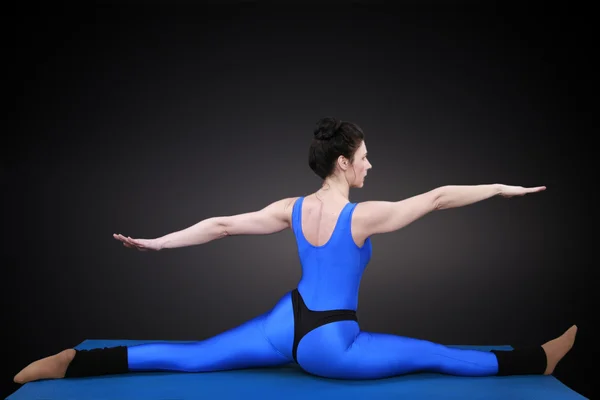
[8,339,585,400]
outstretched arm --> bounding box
[355,184,545,236]
[114,197,297,251]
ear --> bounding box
[337,155,349,171]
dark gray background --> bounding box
[3,3,594,398]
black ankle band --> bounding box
[491,346,547,376]
[65,346,129,378]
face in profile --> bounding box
[347,141,372,188]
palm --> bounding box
[499,185,546,198]
[113,234,160,251]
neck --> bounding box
[319,175,350,200]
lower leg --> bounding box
[415,324,577,377]
[14,313,291,384]
[14,346,128,383]
[492,324,577,376]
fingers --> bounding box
[501,185,546,198]
[113,233,147,251]
[113,233,135,245]
[128,237,148,251]
[514,186,546,197]
[526,186,546,193]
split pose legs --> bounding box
[14,289,577,383]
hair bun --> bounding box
[314,117,343,140]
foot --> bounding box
[541,325,577,375]
[13,349,76,384]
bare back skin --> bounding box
[283,192,369,248]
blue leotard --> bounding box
[126,197,500,378]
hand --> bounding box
[113,234,162,251]
[498,184,546,198]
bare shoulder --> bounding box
[353,200,396,219]
[267,196,300,226]
[352,201,394,237]
[352,192,437,238]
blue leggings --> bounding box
[126,290,499,379]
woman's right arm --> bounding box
[113,197,297,251]
[355,184,545,237]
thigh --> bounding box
[261,290,295,360]
[297,324,498,379]
[128,311,291,372]
[341,331,499,378]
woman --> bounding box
[14,117,576,383]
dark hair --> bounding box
[308,117,365,180]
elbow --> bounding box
[212,217,230,239]
[431,186,445,211]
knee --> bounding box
[175,360,207,373]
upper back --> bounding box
[295,195,358,246]
[290,195,372,258]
